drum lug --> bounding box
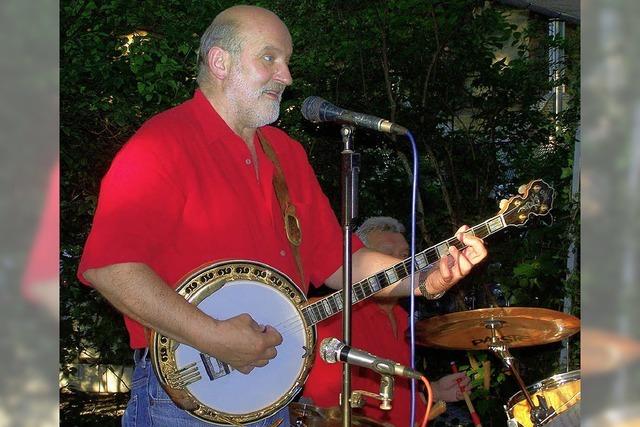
[504,405,518,427]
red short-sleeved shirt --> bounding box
[304,300,426,427]
[78,90,362,348]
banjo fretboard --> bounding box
[301,216,506,326]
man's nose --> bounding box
[274,63,292,86]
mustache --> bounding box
[262,84,286,96]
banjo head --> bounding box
[149,260,315,425]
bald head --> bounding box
[217,5,284,25]
[197,5,290,86]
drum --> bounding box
[505,370,581,427]
[289,402,389,427]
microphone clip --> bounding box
[348,374,395,411]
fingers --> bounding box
[456,225,488,265]
[448,246,464,277]
[250,321,283,345]
[224,315,283,371]
[454,373,471,389]
[251,324,281,363]
[438,256,453,284]
[252,359,270,368]
[449,245,473,276]
[236,365,254,375]
[262,325,284,346]
[442,372,469,389]
[249,318,266,332]
[455,225,470,235]
[234,351,275,375]
[435,225,488,287]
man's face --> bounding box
[367,230,410,259]
[225,19,293,129]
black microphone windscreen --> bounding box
[301,96,324,122]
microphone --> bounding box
[319,337,422,380]
[301,96,409,136]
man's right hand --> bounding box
[212,313,283,374]
[83,263,283,375]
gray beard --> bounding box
[242,100,280,128]
[226,69,282,128]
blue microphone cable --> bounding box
[405,130,420,427]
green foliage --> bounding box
[62,0,211,364]
[458,352,509,421]
[62,1,580,424]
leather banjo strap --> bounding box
[256,129,305,286]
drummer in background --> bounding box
[303,216,473,427]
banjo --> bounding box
[149,179,554,425]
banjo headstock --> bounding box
[498,179,555,227]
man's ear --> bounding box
[206,46,231,80]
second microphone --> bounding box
[319,337,422,380]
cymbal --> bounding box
[415,307,580,350]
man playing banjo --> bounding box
[78,5,488,426]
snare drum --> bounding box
[505,370,581,427]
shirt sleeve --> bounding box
[77,126,185,284]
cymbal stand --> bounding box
[485,319,555,427]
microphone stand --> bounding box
[340,125,359,427]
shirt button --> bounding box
[280,250,286,256]
[245,158,252,165]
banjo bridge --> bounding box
[200,353,234,381]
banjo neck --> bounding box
[301,178,556,327]
[301,218,502,327]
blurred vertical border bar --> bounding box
[583,0,640,426]
[0,0,59,426]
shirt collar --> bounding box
[187,88,244,145]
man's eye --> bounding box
[263,55,274,62]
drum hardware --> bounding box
[484,318,554,427]
[505,370,580,427]
[415,307,581,427]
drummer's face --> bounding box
[367,230,409,259]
